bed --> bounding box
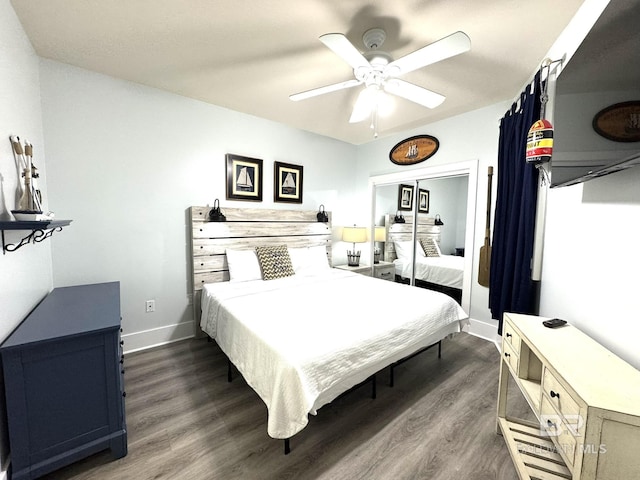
[394,254,464,289]
[190,206,468,452]
[384,214,464,303]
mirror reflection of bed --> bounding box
[374,175,469,305]
[384,213,464,304]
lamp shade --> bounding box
[374,226,386,242]
[342,226,367,243]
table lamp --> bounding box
[342,225,367,266]
[374,226,386,263]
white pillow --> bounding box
[393,240,426,260]
[288,245,330,276]
[225,248,262,282]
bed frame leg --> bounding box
[284,438,291,455]
[227,359,233,382]
[438,340,442,359]
[390,365,395,387]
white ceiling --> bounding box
[11,0,587,145]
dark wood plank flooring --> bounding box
[40,333,531,480]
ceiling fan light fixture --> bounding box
[291,28,470,137]
[349,86,377,123]
[364,51,392,66]
[377,90,394,117]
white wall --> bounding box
[38,60,357,351]
[536,0,640,369]
[355,102,509,329]
[540,168,640,369]
[0,1,52,475]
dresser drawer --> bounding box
[542,367,581,421]
[502,341,519,373]
[541,395,577,468]
[502,321,521,356]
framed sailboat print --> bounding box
[226,154,263,202]
[397,184,414,211]
[418,188,430,213]
[274,161,303,203]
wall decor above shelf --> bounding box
[0,220,72,254]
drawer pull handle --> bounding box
[550,390,560,399]
[547,419,556,428]
[504,353,511,358]
[506,333,512,338]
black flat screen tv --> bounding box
[550,0,640,188]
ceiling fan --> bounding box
[290,28,471,127]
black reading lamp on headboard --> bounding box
[434,214,444,226]
[317,205,329,222]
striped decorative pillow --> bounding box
[420,237,441,257]
[255,245,295,280]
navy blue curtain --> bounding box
[490,72,543,334]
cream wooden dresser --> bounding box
[497,313,640,480]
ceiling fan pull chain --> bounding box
[371,103,379,138]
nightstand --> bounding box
[334,261,395,281]
[334,263,373,276]
[373,261,395,281]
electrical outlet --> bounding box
[145,300,155,313]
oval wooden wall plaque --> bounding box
[389,135,439,165]
[592,101,640,142]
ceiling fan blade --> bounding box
[289,79,362,101]
[319,33,371,70]
[349,87,376,123]
[384,79,445,109]
[386,31,471,76]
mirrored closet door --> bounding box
[369,161,478,314]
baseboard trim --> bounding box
[122,321,196,354]
[466,317,499,345]
[123,318,500,355]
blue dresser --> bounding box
[0,282,127,479]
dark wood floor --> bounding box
[41,332,530,480]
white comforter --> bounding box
[394,254,465,289]
[201,269,468,439]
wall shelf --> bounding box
[0,220,72,254]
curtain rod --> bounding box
[510,57,565,108]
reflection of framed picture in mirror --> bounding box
[274,161,303,203]
[397,184,414,211]
[418,189,430,213]
[226,154,263,201]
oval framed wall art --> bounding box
[389,134,439,166]
[592,101,640,142]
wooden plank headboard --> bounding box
[190,206,332,322]
[383,213,441,262]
